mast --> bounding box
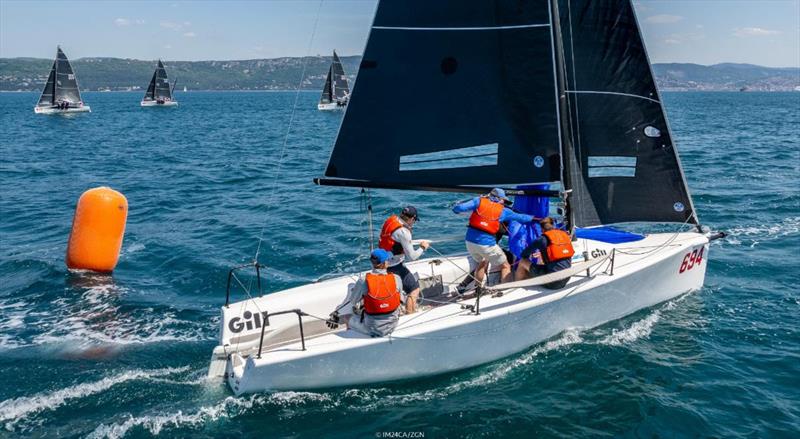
[549,0,576,234]
[53,47,58,105]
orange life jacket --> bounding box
[468,197,504,234]
[363,273,401,315]
[378,215,406,254]
[543,229,575,262]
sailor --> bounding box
[514,217,575,289]
[452,188,534,288]
[378,206,429,314]
[327,249,404,337]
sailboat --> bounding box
[34,46,90,114]
[317,50,350,110]
[210,0,725,394]
[140,60,178,107]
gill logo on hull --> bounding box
[228,310,270,333]
[590,249,608,258]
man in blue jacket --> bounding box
[452,188,535,288]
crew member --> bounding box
[452,188,534,288]
[515,217,575,289]
[327,249,404,337]
[378,206,429,314]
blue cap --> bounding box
[370,249,392,264]
[489,187,507,201]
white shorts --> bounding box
[466,242,508,267]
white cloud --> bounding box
[183,31,196,38]
[163,44,172,49]
[664,38,681,45]
[160,21,189,29]
[734,27,780,37]
[114,18,144,27]
[646,14,684,24]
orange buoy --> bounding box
[66,187,128,273]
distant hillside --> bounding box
[1,57,798,92]
[0,56,361,92]
[653,63,800,91]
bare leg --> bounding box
[500,262,512,283]
[474,260,488,285]
[405,288,419,314]
[515,259,532,281]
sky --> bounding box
[1,0,798,67]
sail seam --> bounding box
[565,90,660,104]
[372,24,550,31]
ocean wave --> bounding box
[725,216,800,247]
[0,367,188,430]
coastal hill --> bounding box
[1,56,798,92]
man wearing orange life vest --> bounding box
[515,217,575,289]
[327,249,404,337]
[452,188,535,288]
[378,206,429,314]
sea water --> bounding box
[0,91,798,437]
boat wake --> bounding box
[0,366,189,431]
[87,392,331,439]
[0,282,211,352]
[598,310,661,346]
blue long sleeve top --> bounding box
[452,197,534,246]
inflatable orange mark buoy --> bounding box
[66,187,128,273]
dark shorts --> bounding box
[387,263,420,294]
[530,261,571,290]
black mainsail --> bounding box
[319,51,350,105]
[143,60,173,102]
[317,0,697,227]
[36,47,83,107]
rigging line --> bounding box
[235,0,324,354]
[251,0,325,265]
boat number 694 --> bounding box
[679,247,704,273]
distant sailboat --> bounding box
[141,60,178,107]
[183,86,188,92]
[318,50,350,110]
[34,46,90,114]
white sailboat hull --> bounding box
[34,105,91,114]
[140,100,178,107]
[212,232,709,394]
[318,102,346,111]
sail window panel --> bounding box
[374,0,550,28]
[588,156,636,167]
[400,143,498,171]
[588,167,636,178]
[325,24,561,187]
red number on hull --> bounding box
[679,247,705,273]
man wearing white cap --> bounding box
[452,188,535,288]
